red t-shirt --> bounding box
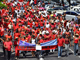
[5,35,12,41]
[25,36,31,42]
[4,41,12,51]
[26,1,30,6]
[39,39,44,43]
[44,34,51,42]
[11,7,15,13]
[28,22,33,28]
[52,34,57,40]
[64,38,69,44]
[76,30,80,35]
[14,33,20,39]
[3,22,9,28]
[74,38,79,43]
[19,0,23,2]
[0,27,4,36]
[58,38,64,46]
[0,22,3,27]
[35,22,38,27]
[40,22,44,27]
[34,0,37,4]
[14,41,19,46]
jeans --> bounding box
[3,46,5,57]
[22,51,26,57]
[74,43,78,55]
[5,50,11,60]
[36,50,41,59]
[58,46,63,57]
[65,44,69,55]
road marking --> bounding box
[69,49,74,53]
[69,48,80,58]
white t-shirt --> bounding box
[66,22,71,27]
[8,24,13,29]
[31,39,36,44]
[42,30,46,35]
[46,24,50,28]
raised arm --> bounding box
[0,38,4,42]
[11,45,13,52]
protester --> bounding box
[14,37,19,59]
[64,35,71,56]
[4,38,13,60]
[73,34,79,56]
[57,35,64,58]
[30,35,36,57]
[0,37,6,57]
[0,0,80,59]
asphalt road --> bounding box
[0,43,80,60]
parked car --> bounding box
[77,0,80,3]
[47,7,67,14]
[70,0,77,4]
[69,6,80,12]
[64,11,80,20]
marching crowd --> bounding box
[0,0,80,60]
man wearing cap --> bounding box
[44,31,51,55]
[73,34,80,56]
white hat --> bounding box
[39,31,42,34]
[47,21,49,23]
[52,30,55,33]
[46,31,49,34]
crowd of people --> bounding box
[0,0,80,60]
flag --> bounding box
[19,39,57,47]
[41,39,57,46]
[19,40,36,47]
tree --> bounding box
[0,0,7,9]
[0,0,4,1]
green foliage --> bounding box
[0,2,7,9]
[0,0,4,2]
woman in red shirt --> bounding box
[14,37,19,59]
[73,34,79,56]
[64,35,71,56]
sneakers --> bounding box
[76,54,78,56]
[58,56,61,58]
[15,57,17,60]
[39,58,44,60]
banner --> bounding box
[19,40,36,47]
[41,39,57,46]
[19,39,57,47]
[16,39,58,56]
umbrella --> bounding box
[39,7,45,10]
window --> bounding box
[74,8,79,11]
[66,12,70,14]
[71,12,78,15]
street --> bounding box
[0,43,80,60]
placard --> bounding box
[36,45,42,50]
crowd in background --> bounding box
[0,0,80,60]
